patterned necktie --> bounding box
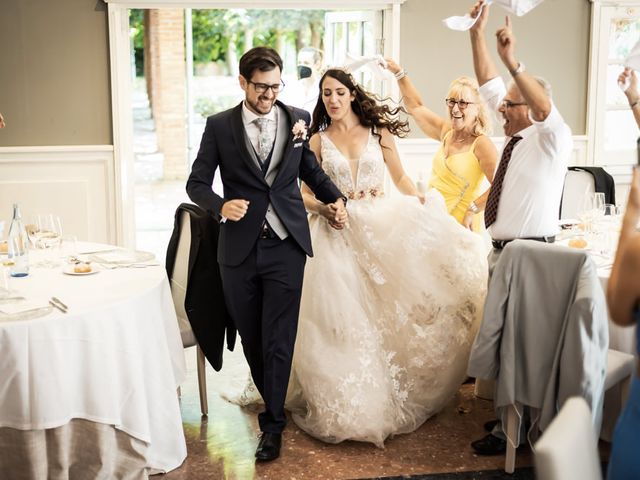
[484,135,523,228]
[253,117,273,163]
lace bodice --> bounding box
[320,131,386,200]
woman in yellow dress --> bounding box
[385,59,497,230]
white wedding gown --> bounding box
[284,132,489,447]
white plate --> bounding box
[89,249,155,265]
[63,266,99,276]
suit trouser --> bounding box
[220,235,306,434]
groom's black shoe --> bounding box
[471,433,507,455]
[483,419,499,432]
[255,432,282,462]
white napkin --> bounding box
[619,39,640,91]
[90,249,155,264]
[443,0,544,31]
[0,299,50,316]
[342,53,392,81]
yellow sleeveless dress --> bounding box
[428,131,486,230]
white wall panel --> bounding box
[0,146,116,243]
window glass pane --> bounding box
[608,18,640,61]
[604,109,638,154]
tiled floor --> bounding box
[161,346,537,480]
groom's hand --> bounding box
[221,199,250,221]
[328,199,348,230]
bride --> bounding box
[284,68,489,447]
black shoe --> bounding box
[255,432,282,462]
[471,433,507,455]
[483,419,499,432]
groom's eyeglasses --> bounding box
[445,98,474,109]
[248,80,286,94]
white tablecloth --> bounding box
[0,244,187,473]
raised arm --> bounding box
[607,167,640,325]
[469,0,500,87]
[379,128,425,204]
[384,58,448,140]
[619,67,640,130]
[495,16,551,121]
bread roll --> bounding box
[74,263,92,273]
[568,238,588,249]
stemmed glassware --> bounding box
[27,214,63,267]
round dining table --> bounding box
[0,243,187,477]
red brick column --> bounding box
[146,9,187,180]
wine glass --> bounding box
[35,214,63,266]
[578,192,595,233]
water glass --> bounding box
[593,192,606,216]
[603,204,617,216]
[60,235,78,260]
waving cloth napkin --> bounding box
[333,53,393,81]
[443,0,544,31]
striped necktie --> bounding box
[484,135,523,227]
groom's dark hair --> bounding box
[239,47,283,80]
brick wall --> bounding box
[146,9,187,180]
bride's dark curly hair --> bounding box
[309,68,410,146]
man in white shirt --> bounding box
[467,0,572,455]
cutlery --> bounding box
[51,297,68,310]
[0,296,27,304]
[49,299,67,314]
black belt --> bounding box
[259,222,277,239]
[491,236,555,250]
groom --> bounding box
[186,46,347,461]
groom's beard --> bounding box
[246,94,276,115]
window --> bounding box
[588,2,640,167]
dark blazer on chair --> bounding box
[166,202,236,371]
[568,166,616,205]
[186,100,343,266]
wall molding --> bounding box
[0,145,117,244]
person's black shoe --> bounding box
[255,432,282,462]
[471,433,507,455]
[483,419,499,432]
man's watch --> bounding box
[510,62,525,77]
[468,201,480,214]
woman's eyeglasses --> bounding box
[445,98,474,110]
[247,80,285,94]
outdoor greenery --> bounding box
[129,9,326,77]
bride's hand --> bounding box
[320,203,348,230]
[462,211,475,230]
[416,192,426,205]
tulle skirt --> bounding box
[286,190,488,447]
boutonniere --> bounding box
[291,119,308,141]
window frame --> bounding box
[587,0,640,167]
[103,0,405,246]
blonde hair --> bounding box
[446,76,492,136]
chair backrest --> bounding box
[535,397,603,480]
[169,209,197,347]
[561,169,595,219]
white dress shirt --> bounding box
[480,77,572,240]
[242,102,278,155]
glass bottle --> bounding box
[7,203,29,277]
